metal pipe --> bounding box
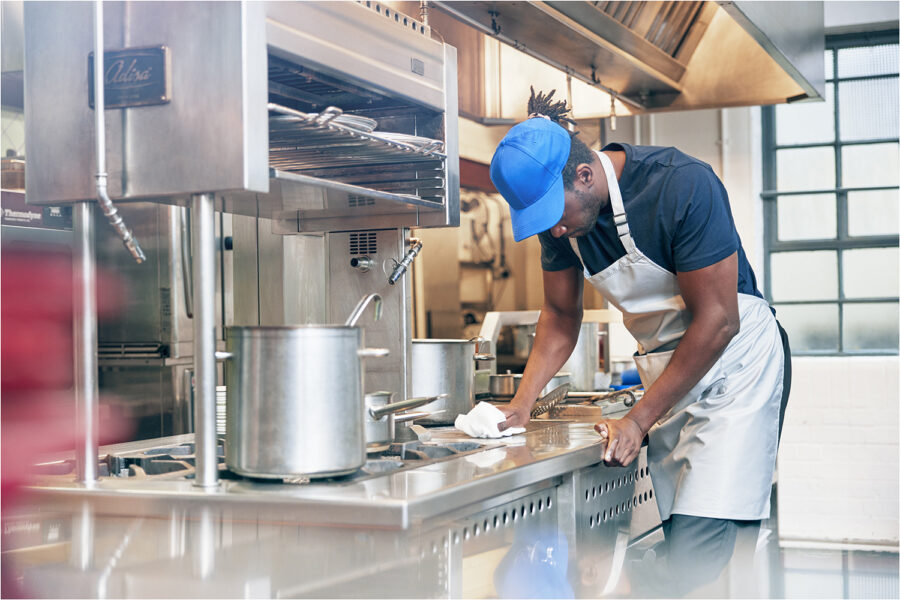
[388,237,423,285]
[93,0,146,264]
[73,202,99,484]
[191,193,218,488]
[179,206,193,318]
[349,256,374,272]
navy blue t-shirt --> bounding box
[539,143,763,300]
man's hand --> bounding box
[594,417,644,467]
[498,402,531,432]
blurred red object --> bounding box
[1,248,132,498]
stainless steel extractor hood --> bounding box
[432,0,825,113]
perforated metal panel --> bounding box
[579,460,654,532]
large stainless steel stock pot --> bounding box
[410,337,494,425]
[561,322,602,391]
[223,295,387,479]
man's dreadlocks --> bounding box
[526,87,595,190]
[527,87,576,126]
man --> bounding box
[489,89,791,596]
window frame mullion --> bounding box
[833,45,846,351]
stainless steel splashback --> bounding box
[24,1,460,231]
[325,229,413,404]
[227,226,411,403]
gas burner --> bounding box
[224,440,492,486]
[32,440,227,481]
[106,441,226,479]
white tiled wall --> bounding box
[778,357,900,546]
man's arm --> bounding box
[595,252,740,466]
[499,265,584,430]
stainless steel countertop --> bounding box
[25,415,618,529]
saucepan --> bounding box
[489,371,522,399]
[490,371,571,400]
[364,392,448,452]
[221,294,388,479]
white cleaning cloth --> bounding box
[454,401,526,439]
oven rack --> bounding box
[270,161,445,201]
[267,103,446,169]
[268,103,446,202]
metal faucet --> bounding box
[388,238,423,285]
[345,293,383,327]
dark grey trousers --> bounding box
[629,515,761,598]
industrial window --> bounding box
[762,30,899,355]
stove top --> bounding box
[32,437,492,485]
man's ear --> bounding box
[576,163,593,186]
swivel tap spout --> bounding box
[345,293,383,327]
[388,238,423,285]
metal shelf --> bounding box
[268,103,446,168]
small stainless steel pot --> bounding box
[490,371,570,399]
[411,337,494,424]
[489,371,522,399]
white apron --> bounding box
[569,151,784,521]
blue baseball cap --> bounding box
[490,118,571,242]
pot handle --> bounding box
[345,293,383,327]
[368,394,448,421]
[394,409,446,425]
[357,347,390,359]
[468,336,496,362]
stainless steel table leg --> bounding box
[73,202,99,484]
[191,193,218,488]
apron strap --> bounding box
[595,150,636,255]
[568,238,590,276]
